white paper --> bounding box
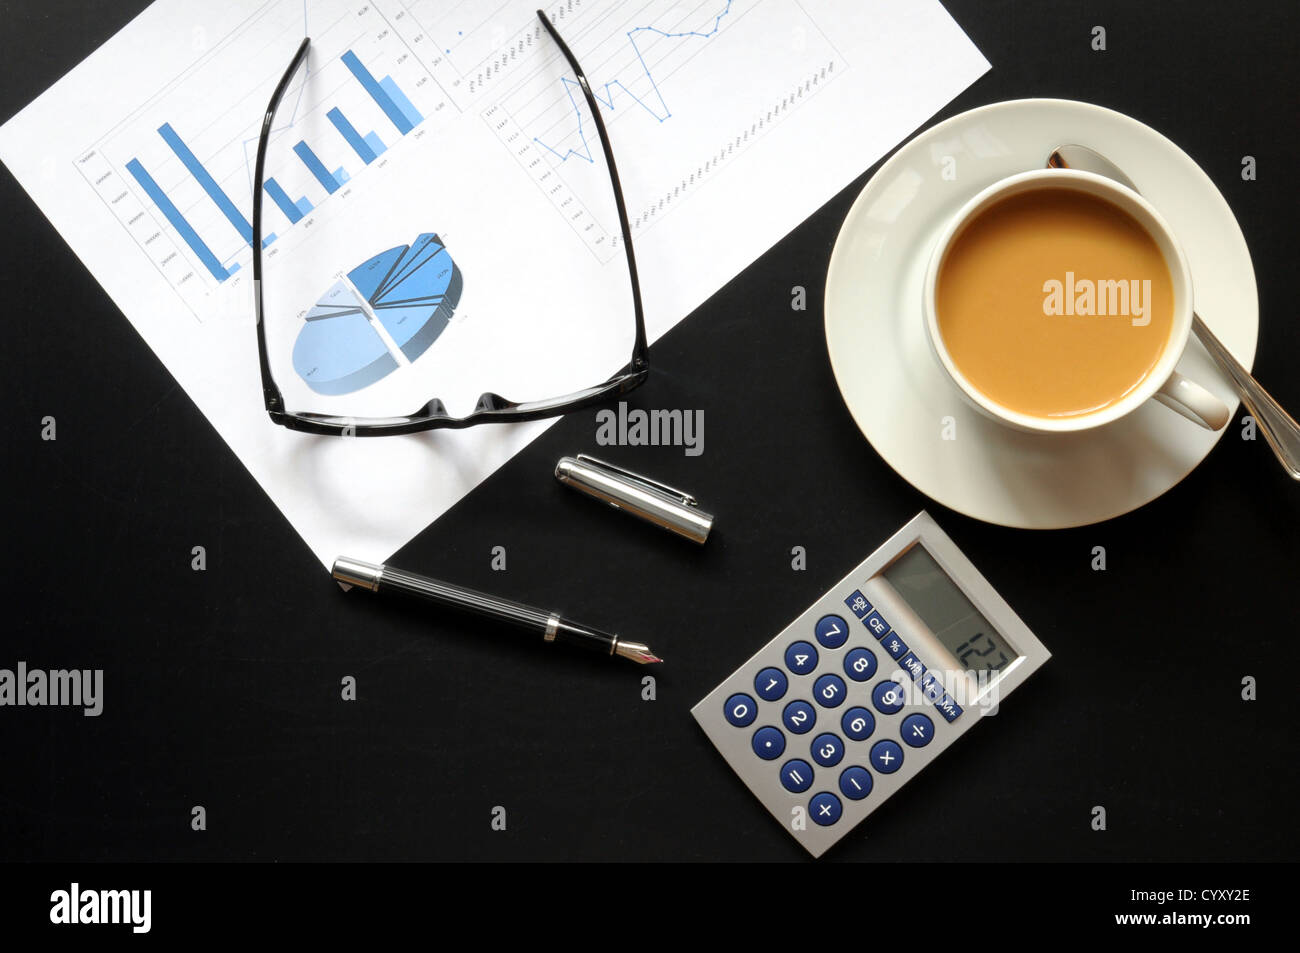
[0,0,988,567]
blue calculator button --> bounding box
[813,673,848,708]
[902,713,935,747]
[870,740,904,774]
[839,766,873,801]
[841,706,875,742]
[881,632,909,660]
[920,672,944,703]
[810,792,843,826]
[934,694,964,723]
[754,667,788,702]
[843,647,878,682]
[752,726,786,761]
[780,759,814,793]
[814,614,850,649]
[844,590,872,618]
[862,610,891,639]
[724,693,757,727]
[811,732,845,767]
[782,700,817,735]
[900,652,926,681]
[784,641,819,675]
[872,680,907,715]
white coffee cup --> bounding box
[922,168,1229,433]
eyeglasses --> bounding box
[250,10,648,436]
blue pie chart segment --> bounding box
[374,242,462,362]
[292,233,464,395]
[293,280,396,396]
[370,234,437,298]
[347,243,408,301]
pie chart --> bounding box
[292,233,464,395]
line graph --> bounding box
[533,0,734,164]
[484,0,846,260]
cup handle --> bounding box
[1153,372,1230,430]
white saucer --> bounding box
[824,99,1258,529]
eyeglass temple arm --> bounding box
[535,10,648,369]
[252,36,312,414]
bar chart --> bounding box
[112,44,427,283]
[77,0,449,309]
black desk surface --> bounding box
[2,0,1296,863]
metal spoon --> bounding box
[1048,143,1299,479]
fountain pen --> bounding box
[332,557,662,665]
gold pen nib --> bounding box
[614,640,662,664]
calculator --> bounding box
[692,511,1050,857]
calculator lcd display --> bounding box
[882,545,1015,675]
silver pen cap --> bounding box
[332,556,383,591]
[555,454,714,544]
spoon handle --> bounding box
[1049,145,1299,479]
[1193,312,1300,479]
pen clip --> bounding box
[575,454,699,508]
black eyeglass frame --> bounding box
[250,10,649,436]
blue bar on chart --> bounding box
[157,123,253,244]
[327,107,378,164]
[342,50,417,136]
[362,131,387,158]
[125,158,229,282]
[293,141,342,193]
[262,233,277,249]
[295,197,314,217]
[264,178,304,224]
[379,77,424,131]
[227,262,242,275]
[333,167,350,185]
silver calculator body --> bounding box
[692,511,1050,857]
